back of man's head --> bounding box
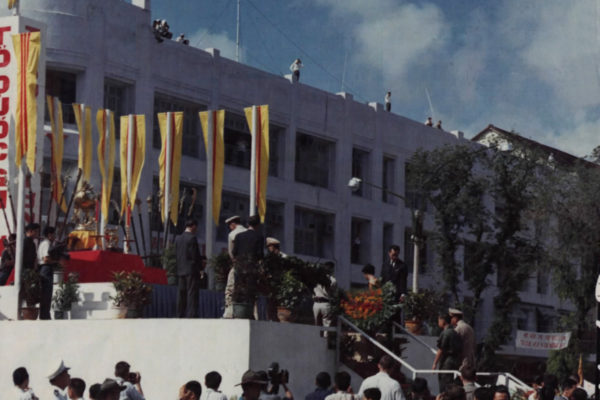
[114,361,130,378]
[562,378,578,391]
[69,378,86,398]
[460,365,476,382]
[364,388,382,400]
[89,383,101,400]
[474,387,493,400]
[185,381,202,400]
[205,371,222,390]
[43,226,56,237]
[378,355,394,372]
[445,384,466,400]
[411,378,429,395]
[185,219,198,228]
[571,388,588,400]
[315,371,331,389]
[334,372,351,392]
[13,367,28,387]
[248,215,260,227]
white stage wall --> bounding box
[0,319,337,399]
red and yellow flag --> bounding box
[73,103,93,182]
[244,105,269,222]
[200,110,225,225]
[96,110,116,220]
[119,115,145,216]
[46,96,67,212]
[12,31,40,173]
[158,112,183,225]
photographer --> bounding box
[258,363,293,400]
[114,361,144,400]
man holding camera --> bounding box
[114,361,144,400]
[258,363,293,400]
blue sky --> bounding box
[150,0,600,157]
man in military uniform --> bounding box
[432,314,462,392]
[449,308,476,369]
[47,360,71,400]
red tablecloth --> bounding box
[6,250,167,285]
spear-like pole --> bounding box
[136,198,147,258]
[58,169,82,240]
[146,195,154,257]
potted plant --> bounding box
[231,256,259,319]
[400,289,440,334]
[275,269,307,322]
[110,271,153,318]
[21,268,41,320]
[51,272,80,319]
[211,252,232,291]
[339,281,400,334]
[161,245,177,286]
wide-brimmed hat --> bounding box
[448,308,463,316]
[235,370,268,386]
[225,215,241,224]
[48,360,70,380]
[266,237,280,246]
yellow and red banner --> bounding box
[119,115,145,216]
[158,112,183,225]
[8,0,16,10]
[73,103,93,182]
[96,110,116,220]
[200,110,225,225]
[46,96,66,212]
[12,31,40,173]
[244,105,269,222]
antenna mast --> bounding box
[236,0,241,62]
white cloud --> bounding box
[188,29,241,60]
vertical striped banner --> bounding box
[73,103,93,182]
[199,110,225,225]
[46,95,66,212]
[244,105,269,222]
[158,111,183,226]
[12,31,40,173]
[119,114,145,217]
[96,109,115,222]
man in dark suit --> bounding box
[381,244,407,299]
[175,219,202,318]
[232,215,263,261]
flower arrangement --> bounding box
[340,281,399,333]
[275,269,307,310]
[110,271,153,310]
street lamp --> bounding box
[347,177,423,293]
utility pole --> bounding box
[236,0,241,62]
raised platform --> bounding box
[0,319,336,399]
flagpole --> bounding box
[249,105,257,217]
[99,110,110,249]
[125,115,134,254]
[78,103,85,189]
[14,162,25,316]
[206,111,215,288]
[163,112,172,249]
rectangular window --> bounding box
[350,217,371,264]
[382,156,395,203]
[404,162,427,211]
[45,69,77,124]
[294,207,334,258]
[104,79,133,124]
[382,223,394,261]
[269,125,284,177]
[536,269,549,295]
[295,133,335,189]
[351,148,370,198]
[264,201,285,245]
[153,94,205,158]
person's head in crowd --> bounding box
[449,308,464,325]
[179,380,202,400]
[114,361,131,380]
[364,388,382,400]
[255,371,269,393]
[315,371,331,390]
[561,378,578,399]
[531,375,544,390]
[378,355,394,374]
[493,385,510,400]
[388,244,400,262]
[205,371,222,391]
[266,238,281,255]
[248,215,260,228]
[68,377,86,399]
[25,222,40,237]
[444,384,466,400]
[543,374,559,392]
[411,377,431,400]
[185,219,198,233]
[438,313,452,329]
[333,371,351,392]
[49,360,71,390]
[13,367,29,389]
[89,383,102,400]
[43,226,56,240]
[362,264,375,279]
[474,387,494,400]
[459,365,476,383]
[98,378,125,400]
[238,370,267,400]
[324,261,335,275]
[571,388,588,400]
[226,216,242,231]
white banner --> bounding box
[515,330,571,350]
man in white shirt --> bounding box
[67,378,86,400]
[13,367,39,400]
[114,361,144,400]
[313,262,337,336]
[290,59,303,82]
[47,360,71,400]
[203,371,228,400]
[224,215,247,318]
[358,355,405,400]
[38,226,56,320]
[385,92,391,112]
